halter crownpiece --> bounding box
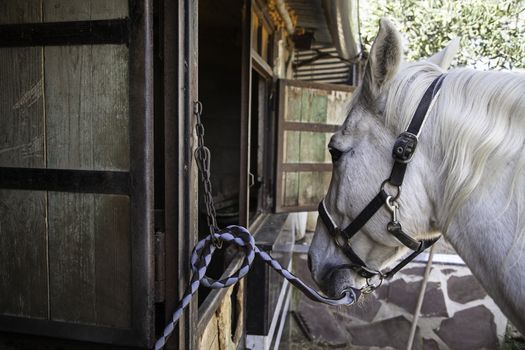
[318,74,446,293]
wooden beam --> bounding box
[281,163,332,172]
[0,19,128,47]
[283,121,339,133]
[0,167,129,194]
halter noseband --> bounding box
[318,74,446,293]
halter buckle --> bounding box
[392,132,418,163]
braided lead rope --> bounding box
[155,225,359,350]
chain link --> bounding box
[194,101,222,248]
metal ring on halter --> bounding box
[380,179,401,201]
[333,228,347,248]
[361,273,384,294]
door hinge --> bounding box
[154,230,166,303]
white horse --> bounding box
[308,18,525,334]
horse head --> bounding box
[308,19,459,298]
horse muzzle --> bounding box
[321,264,363,300]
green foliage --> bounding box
[360,0,525,70]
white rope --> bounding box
[406,245,436,350]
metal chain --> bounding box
[154,101,359,349]
[193,101,222,248]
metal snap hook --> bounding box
[385,196,399,223]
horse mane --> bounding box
[384,62,525,241]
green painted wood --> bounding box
[283,172,299,207]
[301,89,327,123]
[326,90,353,125]
[0,0,48,319]
[279,82,353,210]
[284,131,300,163]
[298,171,329,206]
[299,131,326,163]
[285,86,302,122]
[44,0,131,328]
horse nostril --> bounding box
[307,254,313,273]
[329,147,343,162]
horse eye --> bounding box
[329,147,343,163]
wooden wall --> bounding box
[0,0,131,329]
[277,82,354,212]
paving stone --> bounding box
[447,275,486,304]
[422,338,440,350]
[436,305,498,350]
[347,315,419,349]
[441,268,456,275]
[293,297,348,347]
[400,266,427,276]
[374,284,388,300]
[386,279,448,317]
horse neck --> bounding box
[443,183,525,334]
[418,68,525,333]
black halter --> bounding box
[318,74,446,292]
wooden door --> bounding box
[275,80,355,212]
[0,0,156,347]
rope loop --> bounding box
[191,225,255,288]
[155,226,359,350]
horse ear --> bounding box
[362,18,402,99]
[427,37,460,69]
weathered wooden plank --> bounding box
[199,313,220,350]
[326,90,353,125]
[281,163,332,172]
[283,172,299,207]
[48,192,96,323]
[44,0,130,328]
[0,1,41,25]
[48,193,131,327]
[0,0,48,319]
[44,43,129,170]
[282,121,339,133]
[285,86,302,122]
[301,89,328,123]
[299,131,326,163]
[298,171,327,206]
[299,89,311,124]
[0,190,48,318]
[43,0,128,22]
[283,130,300,163]
[93,195,131,327]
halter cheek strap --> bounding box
[318,74,446,288]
